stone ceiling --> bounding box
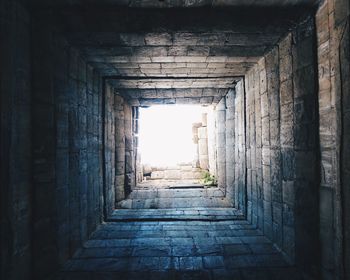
[32,0,318,8]
[34,2,319,105]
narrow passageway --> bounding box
[2,1,350,280]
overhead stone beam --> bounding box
[127,96,223,107]
[109,78,239,89]
[87,56,260,64]
[116,88,230,99]
[65,32,282,47]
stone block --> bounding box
[260,92,269,118]
[294,151,316,180]
[283,203,295,227]
[151,171,164,179]
[198,127,207,139]
[270,154,282,203]
[199,156,209,170]
[294,124,315,151]
[164,169,181,180]
[198,139,208,155]
[259,67,267,95]
[292,36,314,70]
[280,79,293,106]
[294,96,316,124]
[280,124,294,148]
[279,33,292,57]
[269,119,280,148]
[180,165,192,171]
[279,54,293,82]
[281,148,295,181]
[261,117,270,146]
[281,103,294,124]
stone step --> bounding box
[108,208,244,222]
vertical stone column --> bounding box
[114,95,125,203]
[105,84,117,214]
[207,107,217,177]
[234,81,246,212]
[124,103,134,195]
[291,18,319,275]
[225,89,235,202]
[192,123,201,168]
[216,97,226,191]
[133,107,143,184]
[266,47,282,248]
[198,113,209,170]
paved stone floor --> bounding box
[135,179,204,189]
[58,218,305,280]
[117,187,231,209]
[109,208,243,221]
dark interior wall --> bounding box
[244,16,319,276]
[215,83,246,211]
[124,102,134,196]
[104,88,131,209]
[104,84,117,213]
[340,23,350,280]
[30,15,104,279]
[316,0,350,279]
[0,0,32,279]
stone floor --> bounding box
[58,218,304,280]
[135,180,204,189]
[109,208,243,221]
[117,180,233,209]
[117,183,231,209]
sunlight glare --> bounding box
[139,105,205,166]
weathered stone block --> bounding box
[260,92,269,118]
[280,124,294,147]
[282,180,295,207]
[283,204,295,227]
[261,117,270,147]
[280,79,293,106]
[270,119,280,148]
[294,151,316,180]
[164,169,181,180]
[198,127,207,139]
[151,171,164,179]
[279,55,293,83]
[281,148,295,180]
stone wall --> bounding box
[215,98,226,191]
[244,16,319,277]
[115,94,126,203]
[233,81,247,213]
[0,0,32,279]
[30,16,104,279]
[105,90,133,205]
[105,84,117,213]
[147,165,203,180]
[124,101,135,195]
[225,89,235,203]
[316,0,350,278]
[207,107,217,177]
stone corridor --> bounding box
[1,1,350,280]
[59,219,301,280]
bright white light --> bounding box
[139,105,205,166]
